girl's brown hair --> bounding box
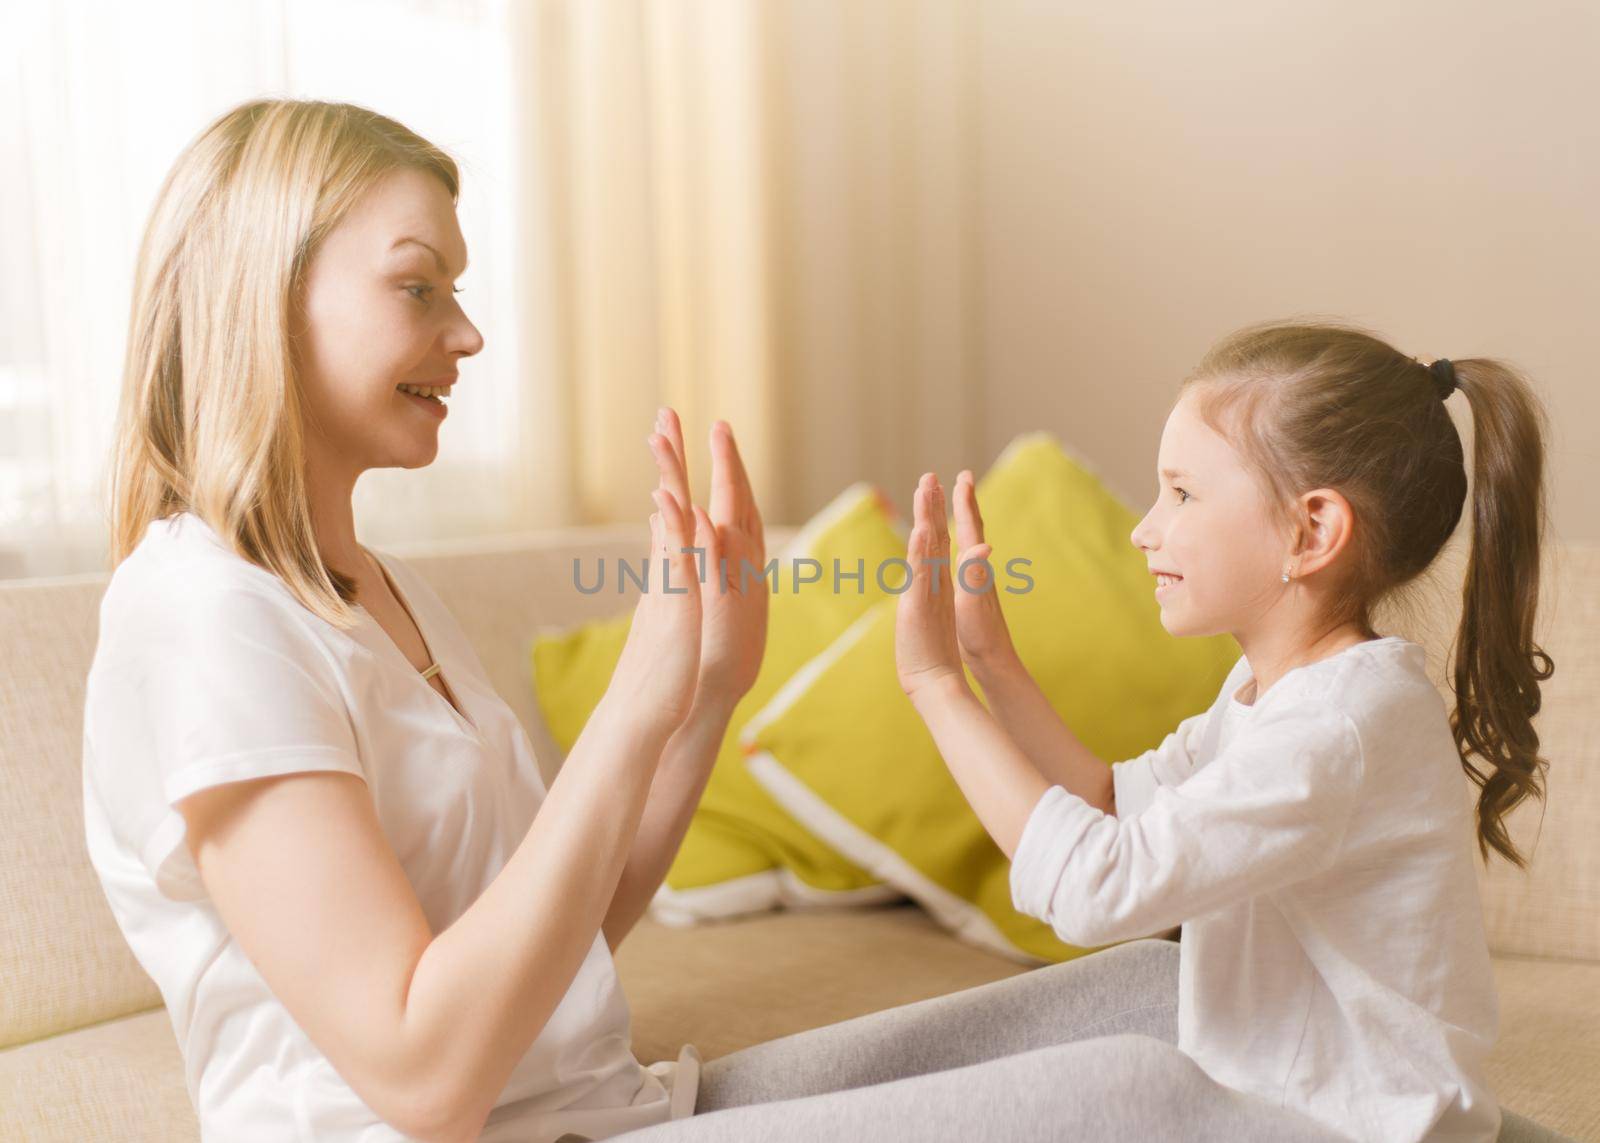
[1183,319,1554,868]
[108,99,459,629]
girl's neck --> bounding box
[1234,621,1378,706]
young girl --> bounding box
[894,321,1554,1143]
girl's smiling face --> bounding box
[1129,387,1294,638]
[293,166,484,473]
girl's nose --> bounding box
[1130,506,1158,553]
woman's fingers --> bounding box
[651,488,690,554]
[657,407,692,497]
[711,420,760,535]
[648,431,693,521]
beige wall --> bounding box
[974,0,1599,543]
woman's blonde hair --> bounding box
[108,98,459,629]
[1183,319,1554,869]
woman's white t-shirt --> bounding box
[81,511,699,1142]
[1010,636,1501,1143]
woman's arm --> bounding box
[179,686,678,1143]
[601,689,737,950]
[179,488,703,1143]
[601,413,769,950]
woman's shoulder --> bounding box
[99,512,328,650]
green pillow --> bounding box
[740,433,1241,962]
[532,483,910,922]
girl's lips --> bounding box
[1154,574,1183,597]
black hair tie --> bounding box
[1428,358,1457,401]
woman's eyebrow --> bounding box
[388,236,468,276]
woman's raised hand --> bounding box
[950,469,1019,675]
[648,408,769,709]
[606,435,703,738]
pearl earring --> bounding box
[1281,571,1291,583]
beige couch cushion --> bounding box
[0,1006,196,1142]
[0,577,163,1048]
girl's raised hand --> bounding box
[648,408,769,708]
[606,437,703,738]
[950,469,1019,674]
[894,473,968,701]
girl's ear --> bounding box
[1291,487,1356,576]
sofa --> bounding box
[1,523,1595,1141]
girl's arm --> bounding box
[896,472,1051,856]
[946,470,1113,814]
[899,474,1364,949]
[907,673,1053,858]
[970,655,1115,815]
[1008,696,1363,946]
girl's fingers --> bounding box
[954,470,984,551]
[930,476,949,551]
[958,542,994,590]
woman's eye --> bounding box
[405,284,433,303]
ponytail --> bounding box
[1450,360,1554,869]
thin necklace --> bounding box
[361,545,443,681]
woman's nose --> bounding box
[448,313,485,359]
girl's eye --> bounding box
[1173,486,1191,504]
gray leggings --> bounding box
[615,937,1350,1142]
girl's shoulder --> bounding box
[1259,635,1440,731]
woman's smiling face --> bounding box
[1129,387,1293,638]
[293,166,483,473]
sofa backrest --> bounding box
[0,526,657,1049]
[0,527,1593,1052]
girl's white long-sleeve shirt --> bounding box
[1010,636,1501,1143]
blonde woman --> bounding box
[84,99,763,1141]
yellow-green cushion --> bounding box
[740,433,1241,962]
[533,483,909,922]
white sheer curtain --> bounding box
[0,0,544,580]
[3,0,988,580]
